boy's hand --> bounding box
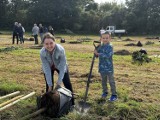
[94,49,99,57]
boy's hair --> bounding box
[101,31,111,37]
[43,32,55,43]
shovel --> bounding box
[77,41,100,113]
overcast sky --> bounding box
[94,0,125,4]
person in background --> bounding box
[39,23,44,43]
[48,25,54,36]
[40,32,74,105]
[18,23,25,44]
[43,26,48,34]
[32,23,39,44]
[94,31,117,102]
[12,22,19,44]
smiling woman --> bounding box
[40,32,75,105]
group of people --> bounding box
[12,22,25,44]
[40,30,117,109]
[32,23,54,44]
[12,22,117,109]
[12,22,54,45]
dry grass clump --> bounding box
[114,49,131,55]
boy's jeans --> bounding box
[100,72,117,95]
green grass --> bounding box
[66,51,93,60]
[0,81,26,94]
[0,34,160,120]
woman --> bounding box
[40,32,74,105]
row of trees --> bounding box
[0,0,160,34]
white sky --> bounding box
[94,0,125,4]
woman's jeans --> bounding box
[44,68,75,105]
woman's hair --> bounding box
[42,32,55,43]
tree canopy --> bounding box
[0,0,160,34]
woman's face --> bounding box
[43,38,55,52]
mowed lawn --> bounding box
[0,33,160,120]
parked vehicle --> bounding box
[106,26,126,35]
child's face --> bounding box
[100,34,111,44]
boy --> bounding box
[94,32,117,101]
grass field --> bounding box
[0,32,160,120]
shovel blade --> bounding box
[76,101,91,113]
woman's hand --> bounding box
[55,83,61,90]
[48,86,52,92]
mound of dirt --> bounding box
[123,38,134,41]
[29,37,34,41]
[23,37,34,41]
[146,37,159,40]
[137,41,143,47]
[124,43,136,46]
[68,41,82,44]
[114,49,131,55]
[30,45,43,49]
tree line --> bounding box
[0,0,160,34]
